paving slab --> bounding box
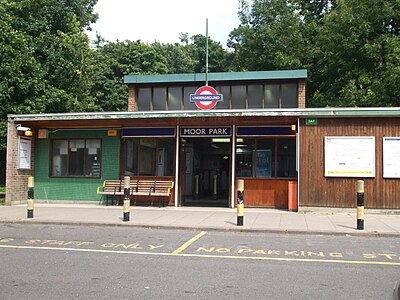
[0,204,399,236]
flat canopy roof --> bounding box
[9,107,400,123]
[124,69,308,84]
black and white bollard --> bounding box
[27,176,34,218]
[237,179,244,226]
[123,176,130,222]
[357,180,364,230]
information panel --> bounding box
[383,137,400,178]
[17,137,31,170]
[255,150,272,177]
[324,136,375,177]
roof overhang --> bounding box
[9,107,400,125]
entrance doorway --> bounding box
[181,137,230,207]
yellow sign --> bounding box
[108,130,117,136]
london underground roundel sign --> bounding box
[190,86,223,110]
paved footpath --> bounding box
[0,204,400,236]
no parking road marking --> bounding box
[1,234,400,267]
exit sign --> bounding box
[306,118,318,125]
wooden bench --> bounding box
[96,180,123,206]
[97,179,174,207]
[130,180,174,207]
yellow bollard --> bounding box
[237,179,244,226]
[357,180,364,230]
[123,176,130,222]
[27,176,34,218]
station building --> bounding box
[6,69,400,210]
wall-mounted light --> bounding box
[24,130,33,137]
[291,125,296,131]
[16,125,31,132]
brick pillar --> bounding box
[127,85,138,112]
[6,119,34,205]
[298,79,306,108]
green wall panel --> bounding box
[34,129,120,202]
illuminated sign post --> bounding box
[190,86,223,110]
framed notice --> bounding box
[383,137,400,178]
[324,136,375,177]
[255,150,272,177]
[17,137,31,170]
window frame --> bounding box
[236,137,296,179]
[50,138,102,178]
[136,81,299,111]
[121,137,176,178]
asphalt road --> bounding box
[0,224,399,299]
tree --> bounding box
[309,0,400,107]
[90,40,171,111]
[187,34,233,73]
[151,42,196,74]
[228,0,304,71]
[0,0,43,149]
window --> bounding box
[216,85,230,109]
[136,82,299,111]
[168,87,182,110]
[51,139,101,177]
[236,138,296,178]
[236,139,254,177]
[121,138,175,177]
[281,83,297,108]
[153,88,166,111]
[138,88,151,110]
[248,85,263,108]
[231,85,246,109]
[183,86,197,110]
[264,84,279,108]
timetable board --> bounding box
[324,136,375,177]
[383,137,400,178]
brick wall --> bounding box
[127,85,137,112]
[6,120,34,205]
[298,79,306,108]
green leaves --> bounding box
[230,0,400,107]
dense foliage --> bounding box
[1,0,399,150]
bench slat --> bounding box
[97,179,174,207]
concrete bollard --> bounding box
[357,180,364,230]
[27,176,34,218]
[123,176,130,222]
[237,179,244,226]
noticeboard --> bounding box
[17,137,31,170]
[383,137,400,178]
[324,136,375,177]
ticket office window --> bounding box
[121,138,175,177]
[236,138,296,178]
[51,139,101,177]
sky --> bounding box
[87,0,241,47]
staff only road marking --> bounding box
[1,235,400,267]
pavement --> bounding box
[1,203,400,237]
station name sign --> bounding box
[180,127,231,137]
